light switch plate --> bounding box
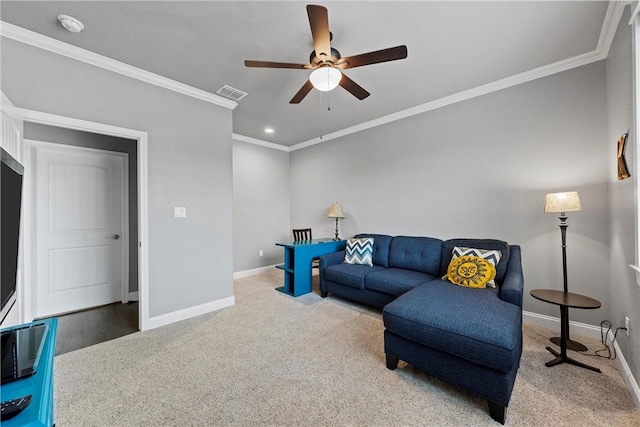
[174,207,187,218]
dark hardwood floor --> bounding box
[49,302,139,356]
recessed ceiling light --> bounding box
[264,128,274,134]
[58,15,84,33]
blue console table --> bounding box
[275,238,346,296]
[1,318,58,426]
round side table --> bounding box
[530,289,601,373]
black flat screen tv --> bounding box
[1,322,48,384]
[1,147,23,324]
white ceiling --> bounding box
[0,1,616,147]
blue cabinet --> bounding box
[275,238,345,296]
[1,318,58,426]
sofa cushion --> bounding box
[355,234,392,267]
[344,238,374,266]
[323,263,386,290]
[388,236,443,275]
[440,239,510,283]
[383,280,521,373]
[446,255,496,288]
[365,268,437,296]
[443,246,502,288]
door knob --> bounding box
[111,234,120,240]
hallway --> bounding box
[50,302,138,356]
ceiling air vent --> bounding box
[216,85,248,101]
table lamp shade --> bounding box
[544,191,582,214]
[328,202,345,218]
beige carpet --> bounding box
[54,270,640,426]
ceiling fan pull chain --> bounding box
[317,92,325,139]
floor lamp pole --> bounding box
[559,215,569,293]
[551,213,587,352]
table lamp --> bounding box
[544,191,584,351]
[327,202,345,241]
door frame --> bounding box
[17,108,150,331]
[26,140,130,315]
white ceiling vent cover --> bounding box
[216,85,248,101]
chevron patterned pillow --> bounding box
[443,246,502,288]
[343,238,375,266]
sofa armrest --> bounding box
[319,250,345,270]
[319,250,345,292]
[500,245,523,309]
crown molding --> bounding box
[232,133,290,152]
[0,21,237,111]
[1,0,627,152]
[290,1,626,152]
[291,49,604,151]
[630,1,640,24]
[598,1,629,55]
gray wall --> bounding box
[232,140,290,271]
[290,61,611,326]
[606,8,638,382]
[2,39,234,318]
[24,123,139,294]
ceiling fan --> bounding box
[244,4,408,104]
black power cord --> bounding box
[582,320,627,360]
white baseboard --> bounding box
[523,310,604,341]
[233,265,277,279]
[128,291,139,302]
[144,296,235,330]
[524,310,639,410]
[610,330,640,409]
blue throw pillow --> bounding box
[344,238,374,266]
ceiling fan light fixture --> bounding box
[309,67,341,92]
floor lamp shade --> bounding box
[544,191,582,214]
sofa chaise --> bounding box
[319,234,523,424]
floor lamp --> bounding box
[544,191,586,351]
[327,202,345,241]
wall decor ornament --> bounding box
[617,132,630,180]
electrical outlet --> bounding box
[625,316,630,336]
[259,250,264,257]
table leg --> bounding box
[544,306,601,373]
[549,306,587,351]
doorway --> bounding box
[30,141,128,318]
[18,109,150,331]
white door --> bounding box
[34,143,126,317]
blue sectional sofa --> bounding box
[319,234,523,424]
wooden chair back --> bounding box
[293,228,313,241]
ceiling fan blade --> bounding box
[245,60,312,69]
[290,80,314,104]
[337,45,408,69]
[307,5,331,62]
[339,74,370,100]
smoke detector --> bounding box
[58,15,84,33]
